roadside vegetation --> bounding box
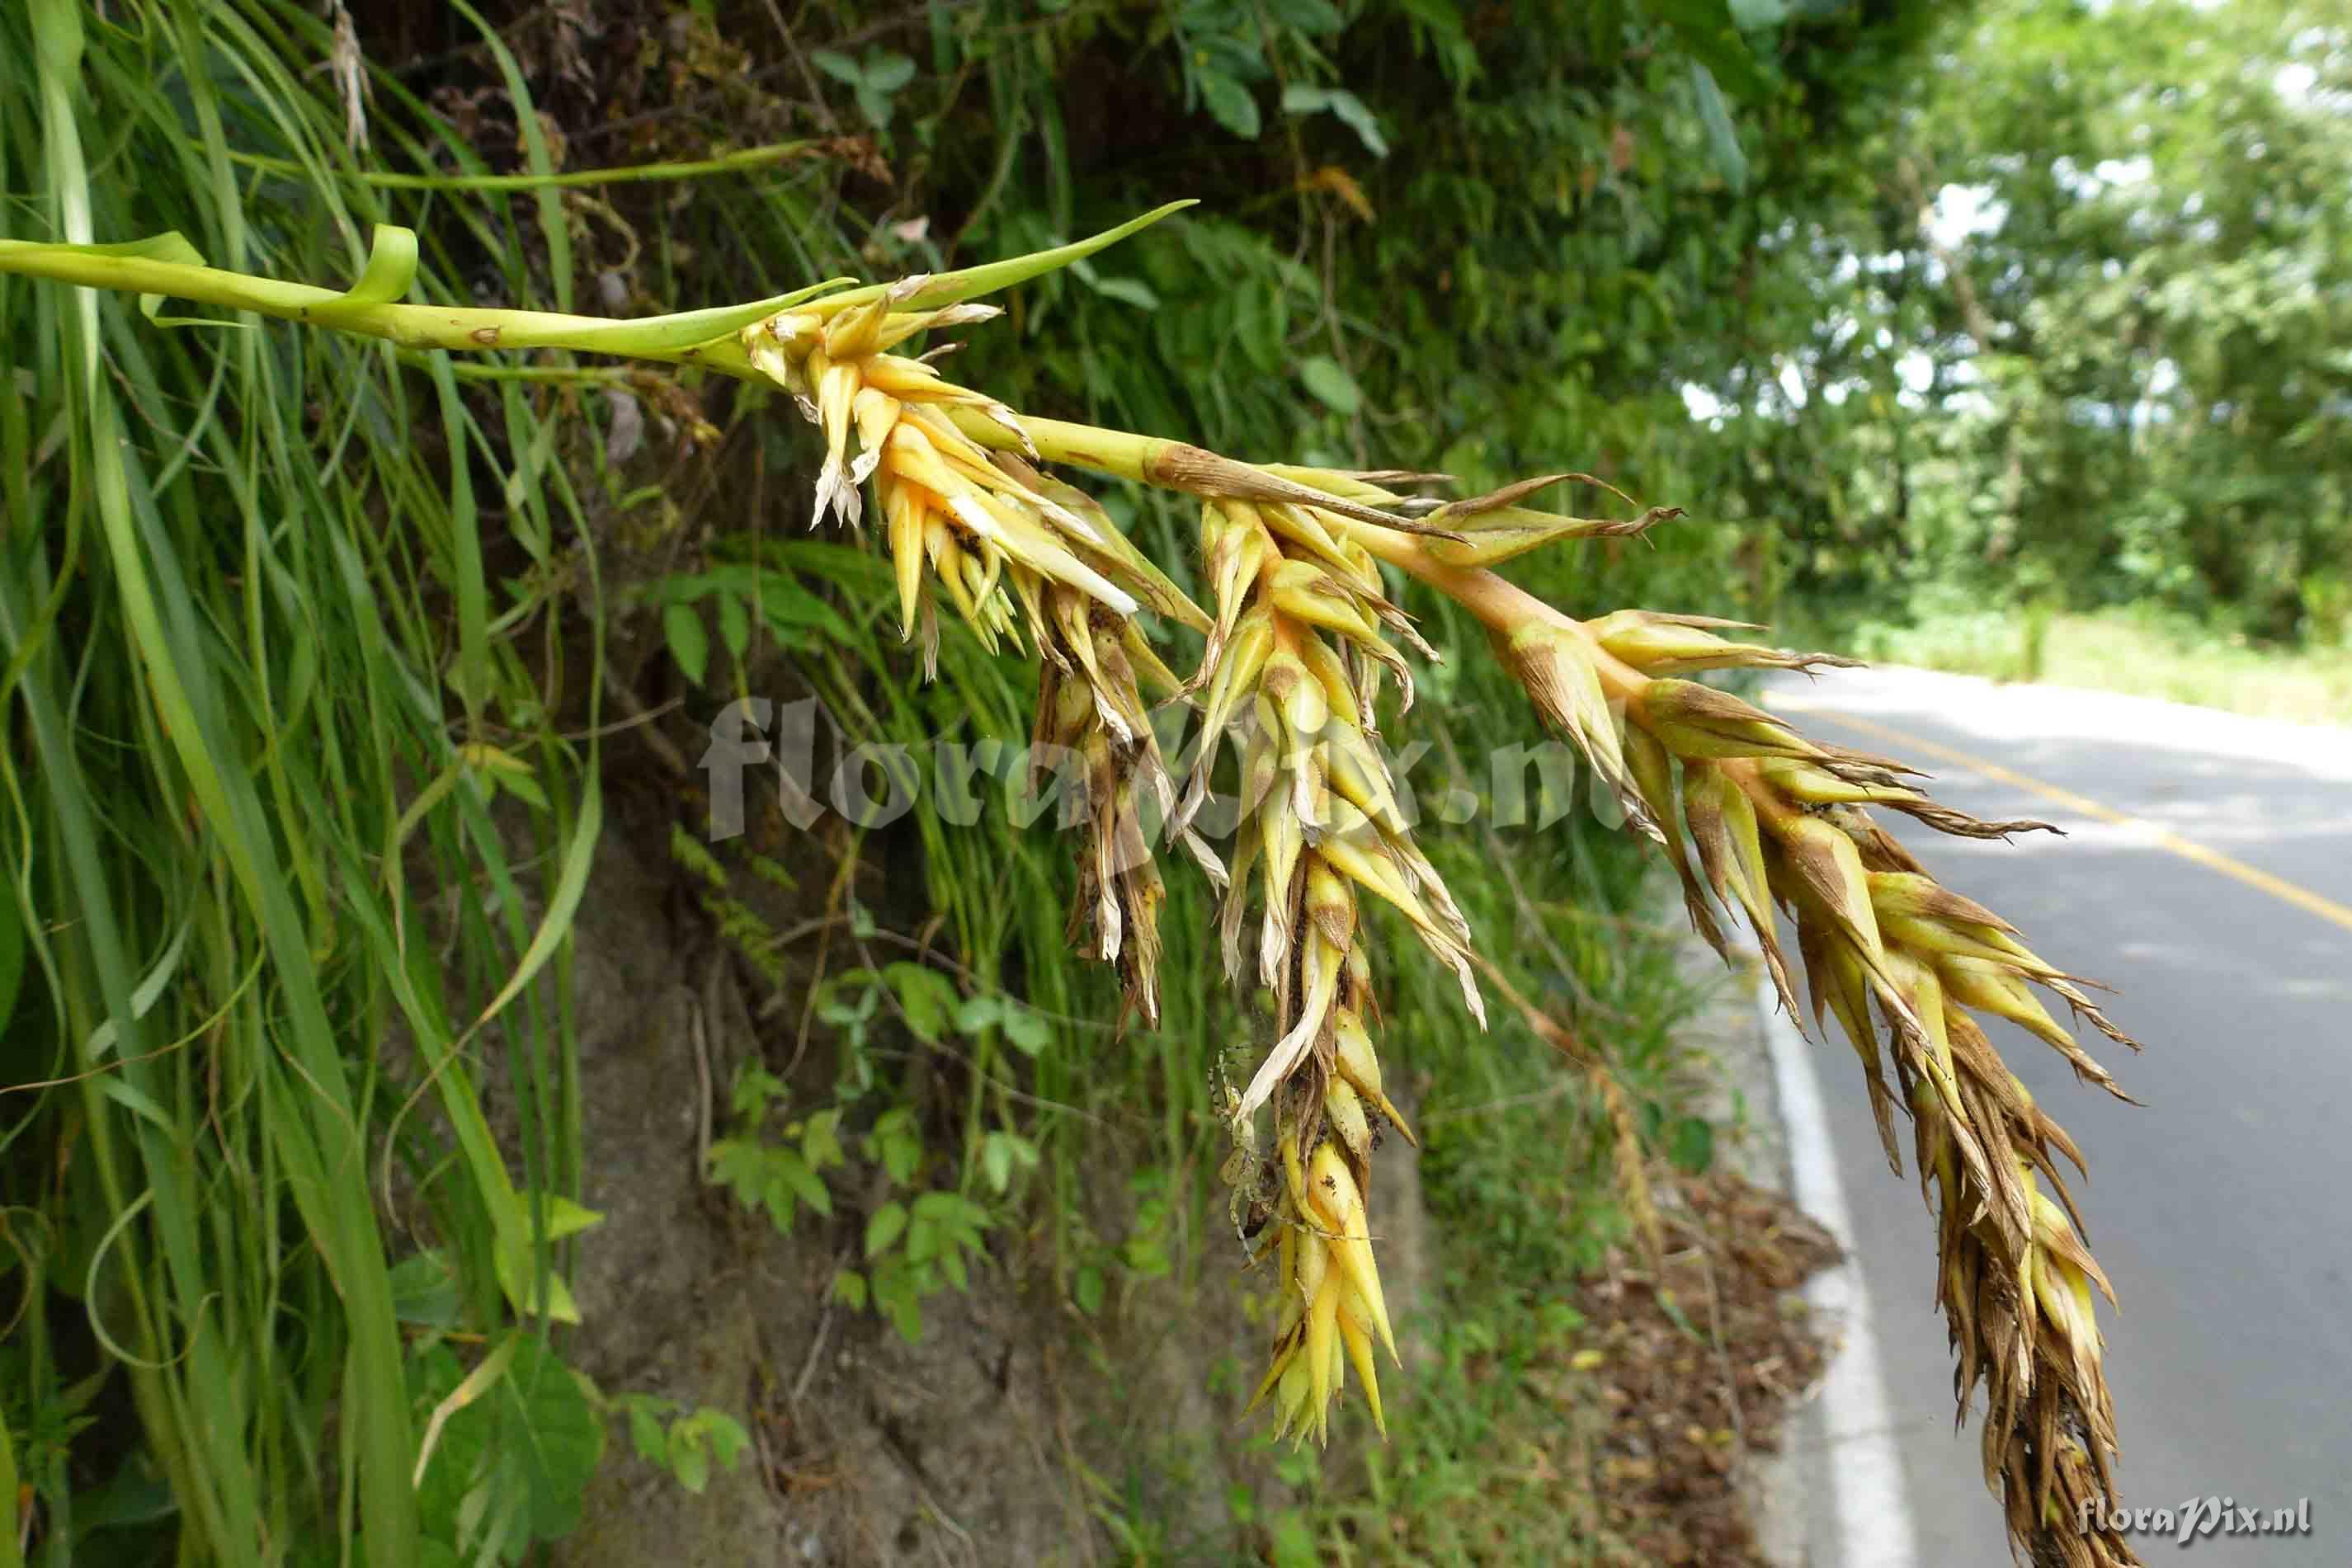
[1846,606,2352,726]
[1706,0,2350,723]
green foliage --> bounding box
[705,985,1009,1344]
[615,1396,752,1496]
[1718,0,2352,647]
[1851,604,2352,724]
[408,1335,605,1562]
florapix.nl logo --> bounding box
[695,695,1635,855]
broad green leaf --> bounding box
[664,601,709,685]
[996,1005,1052,1057]
[864,52,916,93]
[831,1269,869,1310]
[627,1403,668,1465]
[672,1429,710,1494]
[884,961,959,1042]
[1651,0,1771,101]
[865,1200,907,1258]
[1200,73,1263,139]
[1299,355,1363,415]
[520,1193,605,1242]
[1689,64,1749,193]
[1085,275,1162,311]
[716,591,750,662]
[699,1411,751,1471]
[389,1252,462,1329]
[775,1148,832,1217]
[502,1336,605,1539]
[1281,85,1389,158]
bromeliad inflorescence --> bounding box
[729,227,2150,1568]
[0,205,2150,1568]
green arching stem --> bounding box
[0,201,1195,371]
[0,233,833,367]
[226,138,827,191]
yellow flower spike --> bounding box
[866,299,1002,356]
[1192,610,1273,756]
[1322,727,1407,839]
[1259,643,1330,759]
[1756,755,1926,809]
[1204,500,1274,638]
[1885,950,1956,1081]
[1867,871,2016,938]
[1119,623,1186,700]
[1794,916,1901,1168]
[1309,828,1478,1021]
[1266,555,1374,634]
[2029,1185,2116,1308]
[1237,930,1345,1123]
[741,329,804,401]
[945,487,1141,618]
[924,519,988,633]
[884,418,966,497]
[1322,1076,1374,1163]
[1256,793,1304,987]
[1713,772,1777,936]
[855,351,949,399]
[1876,906,2060,979]
[1639,678,1826,762]
[1586,610,1862,677]
[882,483,926,638]
[813,360,864,525]
[1336,1299,1387,1438]
[1774,812,1891,971]
[850,385,899,487]
[1333,1011,1415,1146]
[1625,725,1727,956]
[2029,1249,2101,1373]
[1289,1165,1326,1288]
[1305,1142,1397,1364]
[902,400,1007,476]
[960,534,1005,610]
[1242,1340,1294,1424]
[763,308,822,353]
[1304,1265,1341,1444]
[1265,558,1416,698]
[1275,1349,1317,1447]
[1280,1129,1310,1213]
[815,289,895,360]
[998,458,1208,633]
[1303,857,1356,956]
[1294,633,1365,726]
[1682,766,1771,941]
[1938,957,2133,1099]
[1497,621,1652,837]
[1258,501,1371,586]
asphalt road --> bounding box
[1759,666,2352,1568]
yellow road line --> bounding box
[1771,699,2352,939]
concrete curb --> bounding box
[1745,952,1920,1568]
[1690,938,1921,1568]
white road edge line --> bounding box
[1744,946,1921,1568]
